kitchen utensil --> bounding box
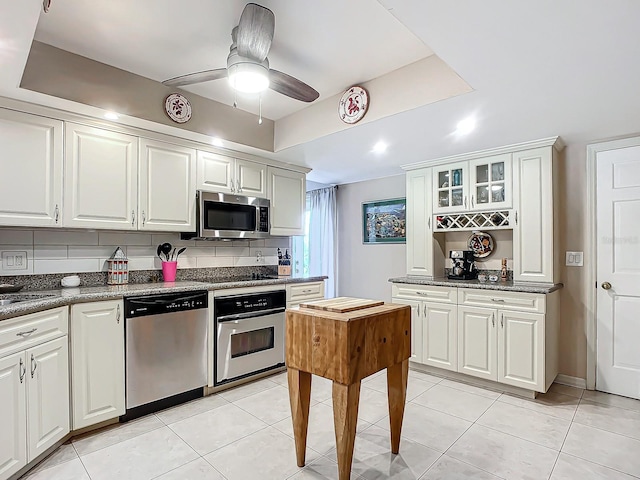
[175,247,187,260]
[156,244,163,260]
[160,243,172,261]
[170,247,176,261]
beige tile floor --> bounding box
[23,370,640,480]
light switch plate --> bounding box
[565,251,584,267]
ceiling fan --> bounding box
[162,3,319,103]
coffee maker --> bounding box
[448,250,477,280]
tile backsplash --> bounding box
[0,229,291,276]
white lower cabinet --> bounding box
[285,281,326,309]
[0,308,69,480]
[393,283,556,393]
[457,306,497,381]
[391,284,457,371]
[0,352,26,480]
[71,300,125,429]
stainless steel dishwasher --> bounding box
[123,290,208,420]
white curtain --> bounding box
[308,186,337,297]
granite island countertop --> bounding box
[389,276,563,294]
[0,276,328,320]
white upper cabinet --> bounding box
[197,152,267,198]
[433,155,512,214]
[64,123,138,229]
[468,154,512,210]
[406,169,434,276]
[0,109,63,227]
[268,167,306,236]
[512,146,556,284]
[433,161,468,214]
[236,159,267,197]
[139,138,196,232]
[196,151,234,193]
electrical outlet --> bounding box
[2,251,28,271]
[565,251,584,267]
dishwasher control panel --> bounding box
[125,291,208,318]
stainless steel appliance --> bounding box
[214,289,285,385]
[187,191,270,240]
[448,250,477,280]
[123,291,208,419]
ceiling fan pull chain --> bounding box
[233,89,237,109]
[259,95,263,125]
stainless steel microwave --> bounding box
[189,191,270,239]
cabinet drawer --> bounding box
[391,283,456,304]
[0,307,68,357]
[286,282,325,303]
[458,288,545,313]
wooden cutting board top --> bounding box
[298,297,384,313]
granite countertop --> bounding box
[388,276,563,294]
[0,276,327,321]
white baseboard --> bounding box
[555,374,587,389]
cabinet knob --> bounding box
[601,282,612,290]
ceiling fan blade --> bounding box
[237,3,275,62]
[269,69,319,102]
[162,68,227,87]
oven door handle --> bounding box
[216,307,285,322]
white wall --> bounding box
[0,229,289,275]
[337,175,406,302]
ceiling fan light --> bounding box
[228,62,269,94]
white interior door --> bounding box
[596,143,640,400]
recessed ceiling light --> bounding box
[104,111,119,120]
[211,137,224,147]
[455,117,476,135]
[372,141,388,154]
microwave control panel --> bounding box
[259,206,269,232]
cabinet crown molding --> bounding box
[401,136,565,171]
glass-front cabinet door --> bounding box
[469,154,512,210]
[432,161,468,213]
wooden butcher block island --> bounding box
[286,297,411,480]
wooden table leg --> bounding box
[287,368,312,467]
[387,359,409,454]
[332,381,361,480]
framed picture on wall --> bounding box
[362,198,406,244]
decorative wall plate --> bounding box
[468,231,494,258]
[338,86,369,124]
[164,93,192,123]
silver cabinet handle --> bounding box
[30,354,37,378]
[471,195,475,208]
[302,289,312,293]
[423,304,427,317]
[19,358,25,384]
[515,211,518,225]
[428,216,431,229]
[237,179,242,193]
[54,204,59,223]
[142,211,146,226]
[131,210,135,226]
[491,313,495,327]
[16,328,37,337]
[464,196,467,208]
[416,291,428,296]
[491,298,505,303]
[500,313,504,328]
[116,304,121,324]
